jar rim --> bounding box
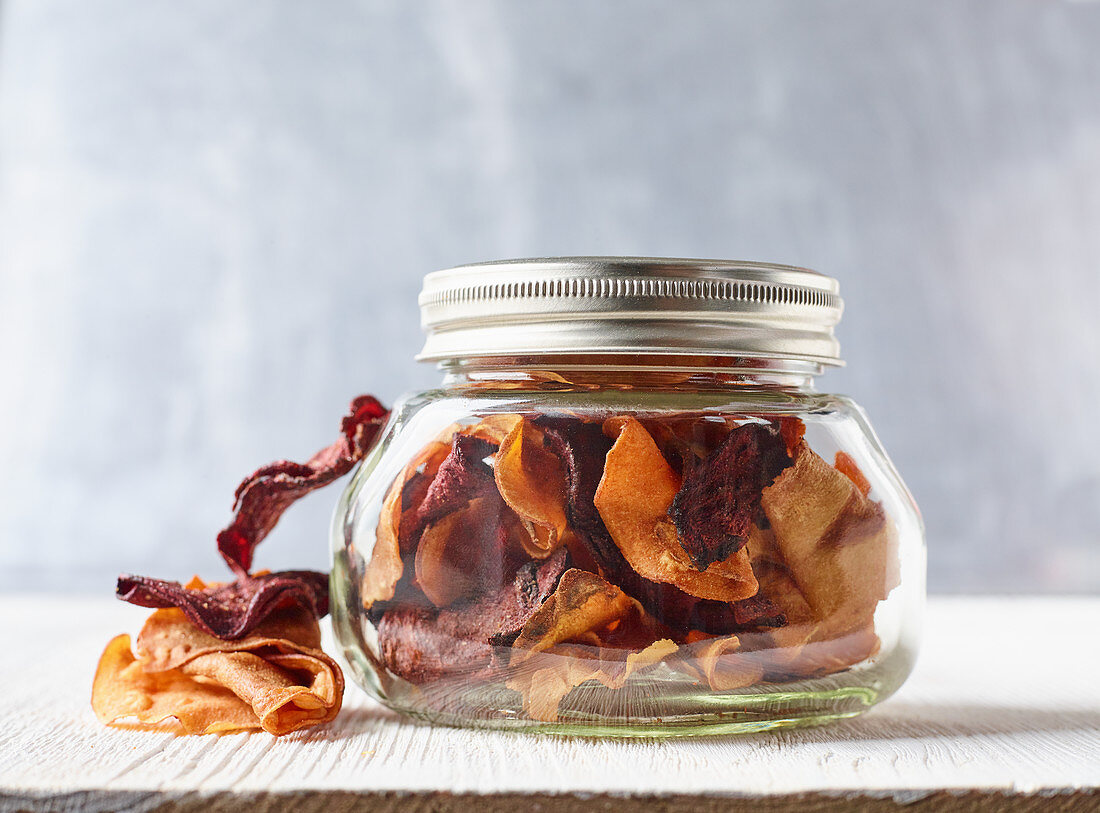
[417,257,844,367]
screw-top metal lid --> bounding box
[417,257,843,367]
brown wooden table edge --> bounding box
[3,789,1098,813]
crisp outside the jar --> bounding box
[352,410,900,726]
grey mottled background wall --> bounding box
[1,1,1098,593]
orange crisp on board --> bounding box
[92,579,343,736]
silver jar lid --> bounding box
[417,257,843,366]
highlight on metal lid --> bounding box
[417,257,844,366]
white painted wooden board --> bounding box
[0,597,1097,812]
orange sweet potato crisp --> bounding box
[761,439,899,640]
[494,418,571,559]
[93,579,342,735]
[594,417,758,603]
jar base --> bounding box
[353,667,904,738]
[372,684,879,738]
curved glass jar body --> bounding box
[331,361,925,736]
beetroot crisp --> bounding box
[376,547,570,684]
[669,422,791,568]
[415,434,498,528]
[217,395,389,575]
[116,395,390,640]
[116,570,329,641]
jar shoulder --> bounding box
[367,387,917,524]
[391,385,867,417]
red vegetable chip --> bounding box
[217,395,389,575]
[375,605,496,685]
[690,592,786,630]
[116,570,329,640]
[669,422,792,569]
[414,491,520,608]
[488,547,574,645]
[376,547,570,684]
[415,434,498,528]
[536,418,618,565]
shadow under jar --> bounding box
[331,257,925,736]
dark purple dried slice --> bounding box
[669,421,792,569]
[116,571,329,641]
[376,547,569,684]
[217,395,389,575]
[376,606,496,686]
[689,593,785,630]
[487,547,574,645]
[415,434,498,528]
[536,418,618,565]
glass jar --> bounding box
[331,258,925,736]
